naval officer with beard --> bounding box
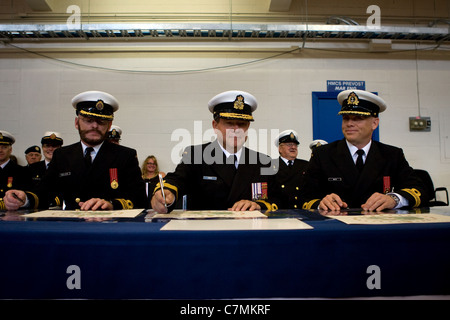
[4,91,146,211]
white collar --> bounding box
[346,140,372,157]
[217,140,243,163]
[280,156,294,166]
[0,159,10,169]
[80,141,104,161]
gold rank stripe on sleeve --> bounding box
[54,197,61,207]
[401,188,422,208]
[302,199,320,210]
[0,199,5,210]
[155,181,179,200]
[255,200,278,212]
[114,198,134,209]
[26,191,39,210]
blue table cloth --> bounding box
[0,209,449,299]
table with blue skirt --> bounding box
[0,207,449,299]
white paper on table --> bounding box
[22,209,145,219]
[331,213,450,225]
[160,218,314,231]
[151,210,267,220]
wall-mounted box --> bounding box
[409,116,431,132]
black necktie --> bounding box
[356,149,365,172]
[85,147,94,167]
[288,160,293,168]
[227,155,237,170]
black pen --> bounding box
[11,192,25,204]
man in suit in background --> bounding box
[300,89,428,212]
[151,90,279,213]
[4,91,147,211]
[273,130,308,209]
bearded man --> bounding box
[4,91,146,211]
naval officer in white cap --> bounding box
[151,90,280,213]
[273,130,309,209]
[4,91,147,211]
[300,89,429,212]
[107,125,122,145]
[0,130,32,210]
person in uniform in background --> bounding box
[29,132,63,186]
[4,91,147,211]
[300,90,429,212]
[24,145,42,166]
[28,132,64,207]
[273,130,309,209]
[151,90,279,213]
[0,131,31,210]
[309,139,328,155]
[107,125,122,145]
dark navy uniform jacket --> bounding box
[26,141,147,210]
[0,160,31,210]
[273,157,309,209]
[300,139,429,209]
[160,140,280,212]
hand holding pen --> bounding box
[150,175,175,214]
[4,190,26,211]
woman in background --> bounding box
[142,155,165,201]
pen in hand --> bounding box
[11,192,25,204]
[158,173,167,209]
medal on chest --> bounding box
[110,168,118,189]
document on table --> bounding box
[160,218,314,231]
[150,209,267,219]
[22,209,144,219]
[331,213,450,225]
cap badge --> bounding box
[346,92,359,106]
[96,100,104,110]
[289,132,295,139]
[233,95,245,110]
[35,146,40,151]
[50,133,56,139]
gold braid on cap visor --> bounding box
[216,112,254,121]
[338,110,372,116]
[79,109,114,120]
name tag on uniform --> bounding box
[328,177,342,182]
[203,176,217,181]
[59,172,71,177]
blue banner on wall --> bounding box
[327,80,366,92]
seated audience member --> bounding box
[0,131,31,210]
[309,139,328,152]
[273,130,308,209]
[29,132,63,186]
[142,155,166,201]
[107,125,122,145]
[24,146,42,166]
[28,132,64,206]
